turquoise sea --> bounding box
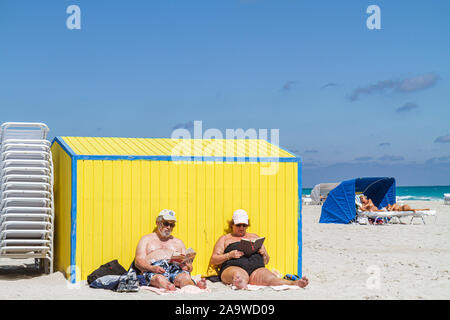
[302,185,450,201]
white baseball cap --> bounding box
[232,209,249,225]
[158,209,177,221]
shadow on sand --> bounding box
[0,260,44,281]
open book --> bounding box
[169,248,196,265]
[237,237,265,257]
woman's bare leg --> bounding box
[220,266,249,289]
[249,268,309,288]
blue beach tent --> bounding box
[319,177,396,224]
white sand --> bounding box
[1,200,449,300]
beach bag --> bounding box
[87,259,127,284]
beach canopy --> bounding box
[310,182,340,204]
[319,177,396,224]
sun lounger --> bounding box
[0,221,52,232]
[0,246,50,254]
[355,194,437,224]
[0,239,50,247]
[408,210,437,224]
[2,139,51,146]
[0,229,50,240]
[357,209,436,224]
[0,214,52,224]
[1,182,52,193]
[1,189,51,198]
[0,122,49,142]
[0,197,52,211]
[1,159,52,169]
[1,144,50,154]
[1,150,52,162]
[1,174,52,184]
[1,166,51,177]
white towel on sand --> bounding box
[230,284,300,291]
[140,284,210,295]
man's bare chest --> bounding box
[147,239,180,254]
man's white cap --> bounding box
[232,209,249,225]
[158,209,177,221]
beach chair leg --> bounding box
[44,258,51,274]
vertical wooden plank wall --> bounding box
[75,160,298,281]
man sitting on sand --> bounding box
[209,209,309,290]
[133,209,207,291]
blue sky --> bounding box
[1,0,449,187]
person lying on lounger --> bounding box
[359,195,382,212]
[359,195,429,213]
[208,209,309,290]
[385,203,430,213]
[132,209,207,291]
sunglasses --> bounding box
[235,224,248,228]
[162,221,176,228]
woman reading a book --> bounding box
[209,209,309,290]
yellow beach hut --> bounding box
[51,137,302,283]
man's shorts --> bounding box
[143,259,190,283]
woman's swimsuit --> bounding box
[218,241,265,278]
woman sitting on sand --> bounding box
[209,209,309,290]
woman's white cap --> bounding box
[232,209,249,224]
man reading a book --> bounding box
[133,209,207,291]
[209,209,309,290]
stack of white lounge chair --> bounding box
[0,122,54,273]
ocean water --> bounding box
[302,185,450,201]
